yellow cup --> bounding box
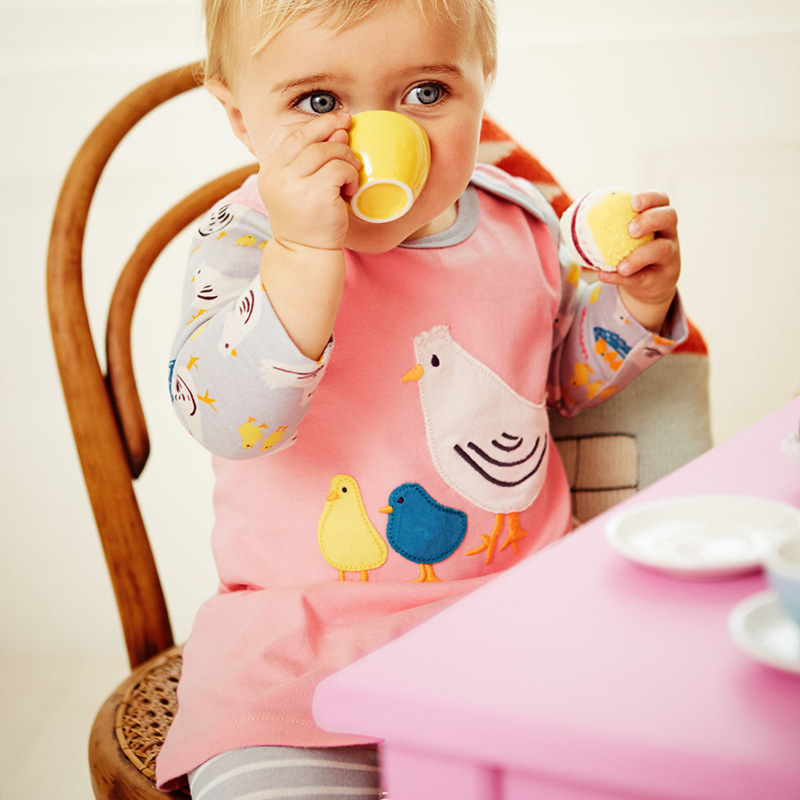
[347,111,431,223]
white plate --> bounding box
[728,590,800,675]
[605,495,800,579]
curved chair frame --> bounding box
[47,62,255,798]
[48,62,255,670]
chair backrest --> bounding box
[46,62,256,669]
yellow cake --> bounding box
[559,187,653,271]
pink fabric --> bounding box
[158,165,686,790]
[157,179,574,790]
[313,398,800,800]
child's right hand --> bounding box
[256,111,362,252]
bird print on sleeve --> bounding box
[403,326,550,565]
[218,288,262,358]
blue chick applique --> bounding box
[379,483,468,583]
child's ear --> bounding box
[206,78,256,156]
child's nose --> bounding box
[348,100,396,116]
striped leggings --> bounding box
[188,745,386,800]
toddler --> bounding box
[158,0,685,796]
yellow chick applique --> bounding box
[318,475,388,581]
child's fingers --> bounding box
[326,128,350,145]
[631,189,670,212]
[595,269,625,286]
[293,140,362,181]
[618,237,677,276]
[315,159,361,199]
[266,115,362,187]
[268,112,352,166]
[629,204,678,240]
[596,190,681,306]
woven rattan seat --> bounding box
[90,647,187,798]
[115,650,183,781]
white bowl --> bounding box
[766,536,800,627]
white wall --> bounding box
[489,0,800,440]
[2,0,799,699]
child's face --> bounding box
[214,1,489,252]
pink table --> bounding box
[314,397,800,799]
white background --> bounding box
[1,0,799,796]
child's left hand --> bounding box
[597,190,680,332]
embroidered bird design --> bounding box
[404,326,550,564]
[379,483,467,583]
[318,475,388,581]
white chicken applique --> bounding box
[403,326,550,565]
[218,287,262,358]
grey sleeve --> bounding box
[168,202,332,459]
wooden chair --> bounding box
[46,63,711,799]
[47,62,256,799]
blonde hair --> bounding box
[203,0,497,85]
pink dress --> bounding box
[156,165,686,791]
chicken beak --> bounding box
[402,364,424,383]
[231,348,238,357]
[326,490,339,502]
[378,505,393,514]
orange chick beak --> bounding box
[402,364,424,382]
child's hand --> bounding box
[598,190,681,332]
[254,112,361,360]
[257,112,362,252]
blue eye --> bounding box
[295,92,339,114]
[404,83,446,106]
